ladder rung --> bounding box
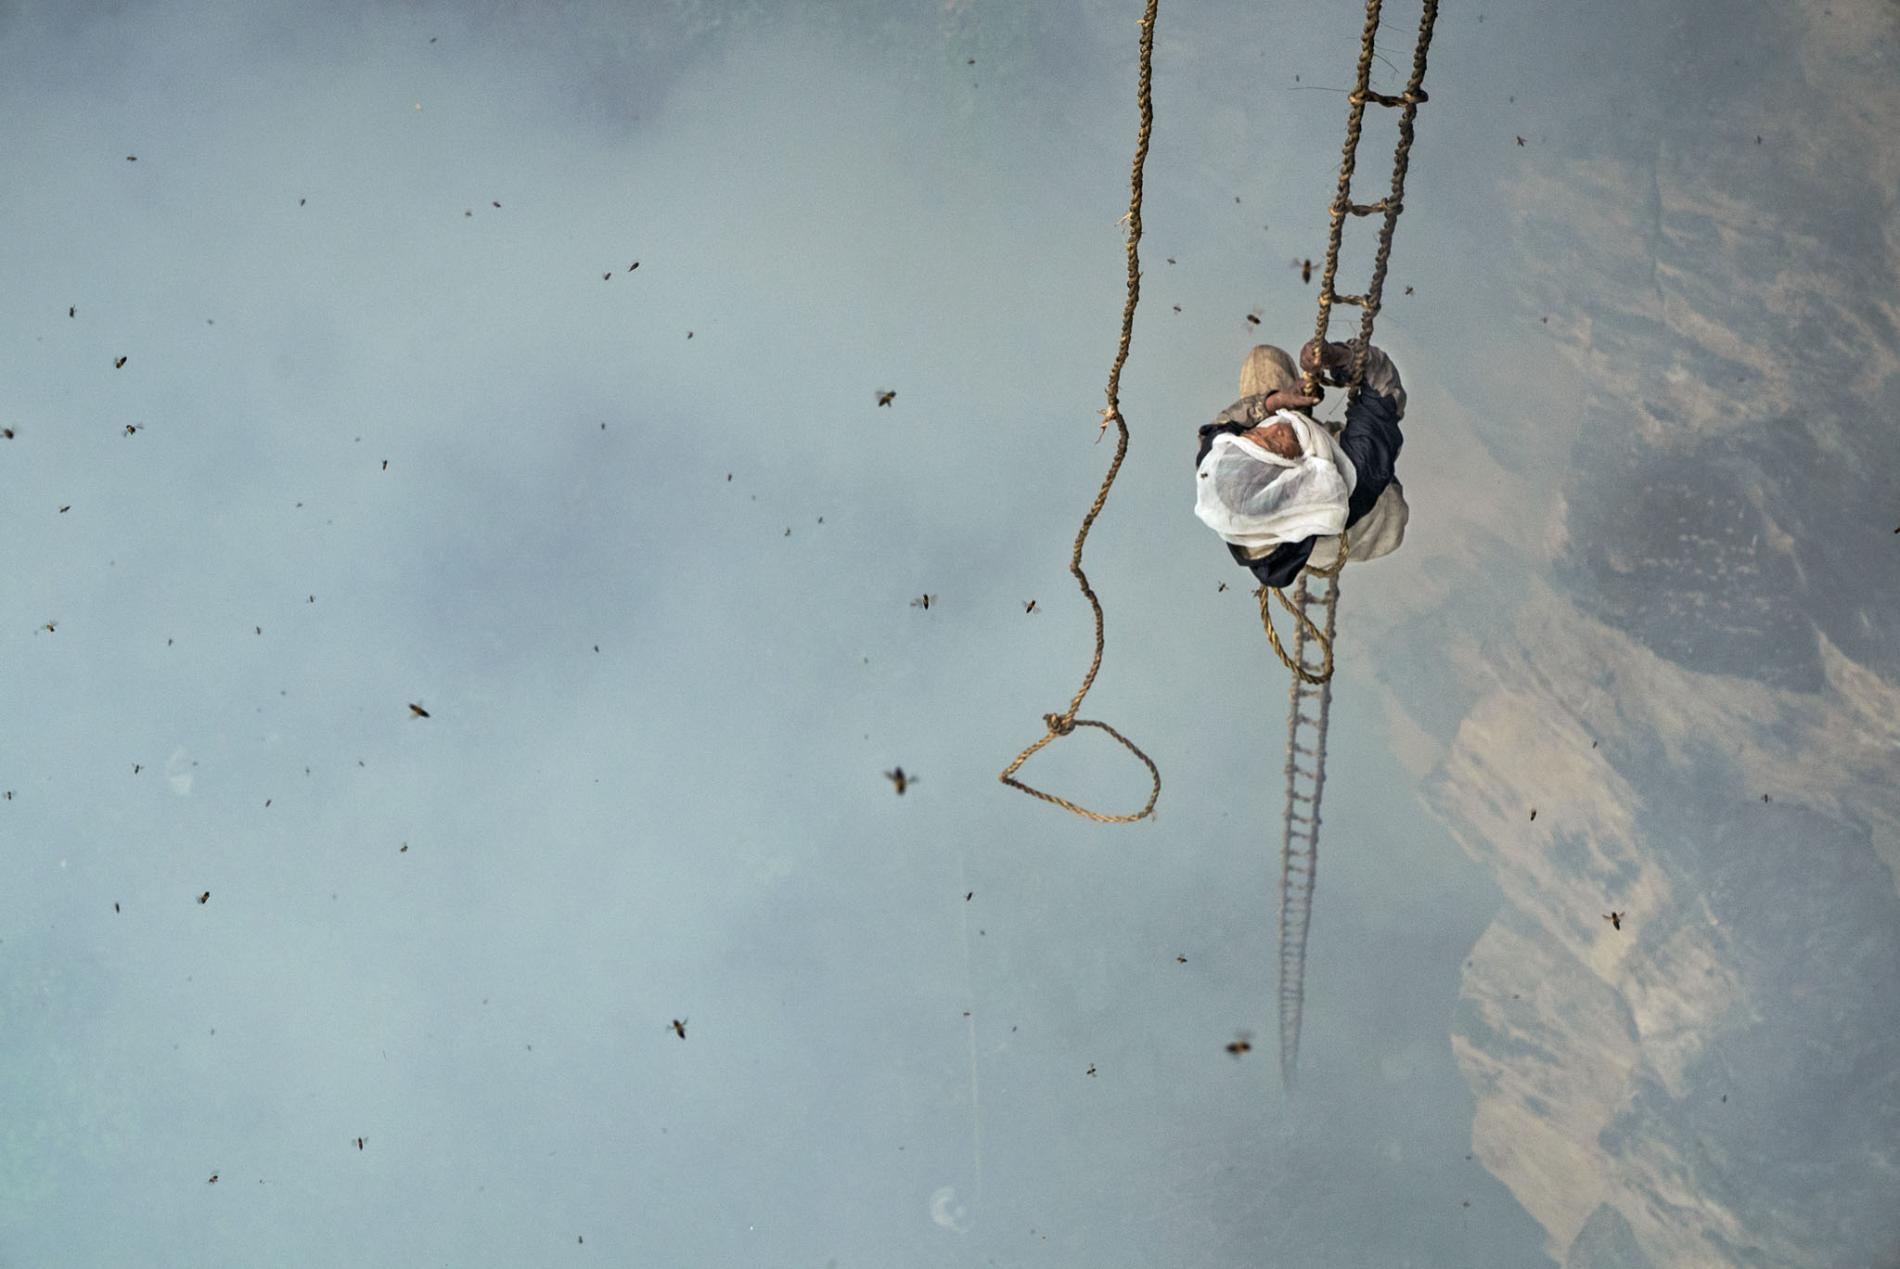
[1345,199,1396,217]
[1351,88,1428,108]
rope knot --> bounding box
[1044,712,1078,737]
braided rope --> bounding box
[999,0,1161,824]
[1274,0,1439,1094]
[1264,0,1437,685]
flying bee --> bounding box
[1245,313,1261,326]
[208,1173,218,1184]
[124,424,140,436]
[1225,1032,1253,1057]
[911,594,936,610]
[58,505,70,513]
[875,390,896,407]
[409,703,430,718]
[41,621,56,633]
[2,428,14,439]
[1175,954,1187,963]
[1530,808,1537,822]
[355,1137,366,1150]
[197,891,210,904]
[884,767,918,795]
[1603,911,1623,931]
[1292,258,1314,284]
[670,1018,687,1040]
[1404,286,1415,295]
[1023,599,1037,614]
[1086,1064,1097,1077]
[628,261,639,271]
[1217,582,1228,593]
[603,272,612,281]
[1515,135,1526,147]
[492,201,501,208]
[114,356,128,369]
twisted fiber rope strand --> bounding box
[998,0,1162,824]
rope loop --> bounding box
[1000,717,1162,825]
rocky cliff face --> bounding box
[1370,0,1900,1263]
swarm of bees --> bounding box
[408,703,430,718]
[670,1018,687,1040]
[884,767,918,796]
[1603,911,1624,931]
[1225,1032,1254,1057]
[875,390,896,407]
[911,594,936,610]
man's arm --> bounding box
[1301,340,1406,526]
[1336,376,1404,525]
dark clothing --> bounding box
[1193,383,1405,590]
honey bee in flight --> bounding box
[355,1137,366,1150]
[670,1018,687,1040]
[911,594,936,610]
[1292,258,1314,285]
[1023,599,1037,614]
[208,1173,218,1184]
[124,424,140,436]
[2,428,14,439]
[197,891,210,904]
[408,703,430,718]
[884,767,918,795]
[114,356,128,369]
[875,390,896,407]
[1225,1032,1253,1057]
[1603,911,1623,931]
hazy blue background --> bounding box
[3,1,1895,1266]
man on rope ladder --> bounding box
[1193,337,1409,588]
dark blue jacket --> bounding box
[1194,386,1404,590]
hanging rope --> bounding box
[1253,532,1347,686]
[999,0,1161,824]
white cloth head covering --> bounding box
[1194,410,1358,556]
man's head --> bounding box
[1240,419,1303,459]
